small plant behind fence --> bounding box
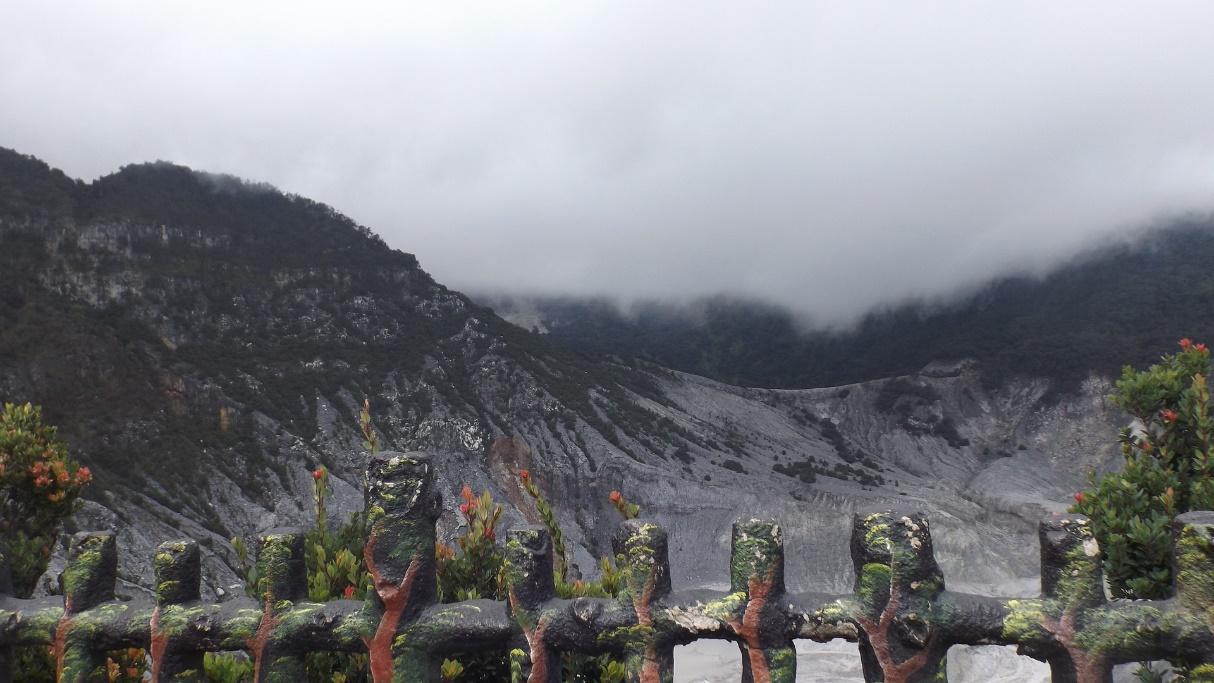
[1,450,1213,682]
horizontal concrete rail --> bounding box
[0,450,1212,682]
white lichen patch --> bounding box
[667,606,726,634]
[1083,538,1100,557]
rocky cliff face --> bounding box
[0,151,1124,625]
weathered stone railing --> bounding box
[1,450,1213,682]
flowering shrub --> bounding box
[0,403,95,682]
[1072,339,1214,600]
[305,467,368,603]
[225,464,371,682]
[436,485,508,682]
[437,485,504,603]
[359,398,380,453]
[218,402,637,682]
[608,490,639,520]
[0,402,91,597]
[518,470,570,582]
[303,466,372,682]
[105,648,146,682]
[516,470,633,681]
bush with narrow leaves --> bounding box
[1072,339,1214,600]
[1,403,92,682]
[1072,339,1214,682]
[0,402,91,597]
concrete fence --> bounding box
[1,450,1212,682]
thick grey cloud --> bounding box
[3,1,1214,325]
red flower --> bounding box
[75,467,92,485]
[609,491,622,503]
[519,470,530,482]
[1141,440,1152,452]
[343,585,355,599]
[458,502,470,516]
[312,469,324,480]
[483,528,496,542]
[1161,409,1178,424]
[1198,343,1208,352]
[1074,492,1085,504]
[1180,338,1193,350]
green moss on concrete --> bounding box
[765,645,797,683]
[597,623,656,649]
[1052,531,1103,608]
[701,592,748,622]
[857,562,891,614]
[257,532,303,601]
[220,608,265,646]
[61,545,106,605]
[1176,522,1214,611]
[911,575,944,599]
[156,580,181,603]
[730,520,782,593]
[12,604,62,643]
[1189,663,1214,682]
[861,513,893,557]
[620,523,661,569]
[388,645,434,683]
[1072,603,1163,655]
[367,504,386,523]
[1000,598,1049,644]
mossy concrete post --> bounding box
[729,519,795,683]
[363,451,441,683]
[612,519,674,683]
[150,539,202,682]
[250,529,307,683]
[57,532,117,683]
[506,526,559,683]
[1038,514,1111,683]
[1175,511,1214,614]
[850,510,947,683]
[1173,512,1214,671]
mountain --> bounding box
[0,148,1121,618]
[483,221,1214,393]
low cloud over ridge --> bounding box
[3,1,1214,324]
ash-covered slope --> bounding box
[0,149,1122,605]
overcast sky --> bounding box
[3,2,1214,325]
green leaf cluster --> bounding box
[437,487,504,603]
[1074,341,1214,599]
[514,472,635,681]
[203,651,253,683]
[0,402,91,597]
